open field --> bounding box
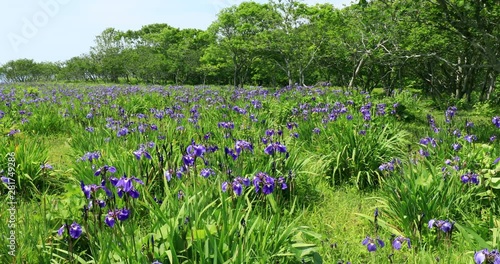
[1,83,500,263]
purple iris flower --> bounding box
[461,172,480,185]
[265,129,275,137]
[80,180,112,199]
[235,140,253,155]
[277,177,287,190]
[474,250,487,264]
[177,190,184,200]
[492,116,500,128]
[94,165,117,176]
[253,172,275,195]
[186,143,206,158]
[464,134,477,143]
[40,163,53,170]
[117,127,129,137]
[428,219,454,233]
[419,149,430,157]
[1,176,13,183]
[474,248,500,264]
[224,147,239,160]
[420,137,437,147]
[222,182,229,192]
[133,146,152,160]
[218,122,235,129]
[229,177,251,196]
[105,208,130,227]
[233,106,247,114]
[360,103,372,121]
[165,169,173,182]
[362,236,385,252]
[200,168,215,178]
[379,159,401,171]
[206,145,219,153]
[392,236,411,250]
[376,103,386,116]
[262,176,275,195]
[176,168,185,179]
[264,142,287,155]
[182,154,195,167]
[58,222,82,239]
[232,181,243,196]
[110,175,144,198]
[445,106,457,122]
[97,200,106,208]
[137,124,146,133]
[286,122,298,130]
[80,151,100,162]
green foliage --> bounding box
[1,82,499,264]
[373,110,500,252]
[305,120,409,189]
[0,59,60,82]
[2,0,499,103]
[21,110,69,136]
[377,159,463,240]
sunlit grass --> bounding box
[0,83,498,263]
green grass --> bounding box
[45,136,74,171]
[1,83,499,263]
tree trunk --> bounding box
[480,70,490,101]
[287,70,292,87]
[455,57,462,99]
[487,72,497,101]
[348,56,366,89]
[232,56,238,88]
[299,67,305,86]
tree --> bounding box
[91,28,127,82]
[209,1,279,88]
[60,55,99,81]
[427,0,500,101]
[0,59,38,82]
[198,43,233,85]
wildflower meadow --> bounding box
[1,83,500,263]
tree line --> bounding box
[0,0,498,102]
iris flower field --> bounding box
[1,83,500,263]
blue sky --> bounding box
[0,0,353,65]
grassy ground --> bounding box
[45,136,73,171]
[296,182,473,263]
[37,126,480,263]
[37,133,472,263]
[2,84,498,263]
